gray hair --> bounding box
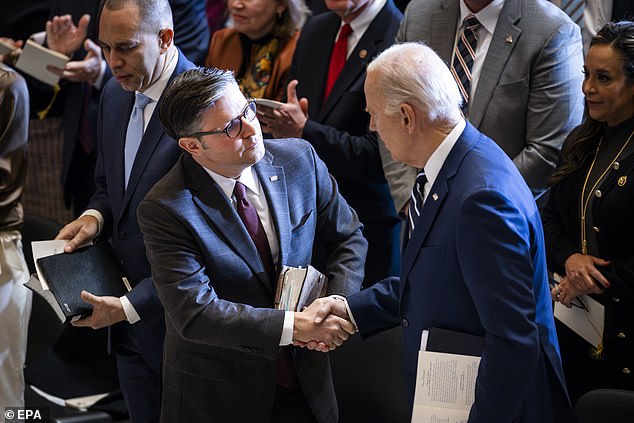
[101,0,173,32]
[367,42,462,125]
[159,67,238,140]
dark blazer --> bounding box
[348,122,576,422]
[137,139,367,423]
[289,0,403,286]
[169,0,210,65]
[542,129,634,401]
[612,0,634,21]
[89,50,194,422]
[52,0,106,214]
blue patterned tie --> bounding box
[451,16,480,108]
[408,171,427,238]
[124,92,152,188]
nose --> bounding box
[368,114,377,132]
[240,115,259,139]
[582,77,595,96]
[228,0,244,9]
[104,49,123,70]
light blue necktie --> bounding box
[559,0,585,29]
[408,171,427,239]
[124,92,152,188]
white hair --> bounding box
[367,42,462,125]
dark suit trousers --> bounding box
[111,320,164,423]
[271,383,318,423]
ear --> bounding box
[158,28,174,52]
[400,104,416,134]
[178,137,200,156]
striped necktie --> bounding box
[451,16,481,108]
[408,171,427,239]
[124,92,152,188]
[559,0,585,29]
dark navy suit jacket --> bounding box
[348,122,576,422]
[89,50,194,368]
[138,140,367,422]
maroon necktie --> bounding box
[233,181,296,388]
[324,23,353,101]
[233,181,276,284]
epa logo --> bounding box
[4,407,49,421]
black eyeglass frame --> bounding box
[188,98,257,140]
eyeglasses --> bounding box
[189,99,257,139]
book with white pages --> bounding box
[255,98,284,110]
[412,328,483,423]
[15,40,69,86]
[0,40,16,55]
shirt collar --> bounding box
[424,119,466,189]
[203,165,261,200]
[138,47,178,103]
[346,0,386,37]
[459,0,505,36]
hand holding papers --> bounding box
[15,40,69,86]
[412,328,484,423]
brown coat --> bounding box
[205,28,299,101]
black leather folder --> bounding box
[32,243,131,323]
[425,327,485,357]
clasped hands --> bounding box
[551,253,610,307]
[293,297,355,352]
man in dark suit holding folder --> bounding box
[312,42,577,422]
[54,0,194,421]
[137,67,366,422]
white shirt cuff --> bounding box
[279,311,294,345]
[120,295,140,324]
[81,209,103,235]
[329,294,358,331]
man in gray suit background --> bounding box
[137,67,366,422]
[381,0,584,212]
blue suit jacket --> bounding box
[89,50,194,361]
[137,139,367,422]
[348,122,576,422]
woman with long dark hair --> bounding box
[543,21,634,403]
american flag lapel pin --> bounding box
[269,175,279,182]
[432,193,439,201]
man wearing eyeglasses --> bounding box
[136,67,366,422]
[53,0,195,421]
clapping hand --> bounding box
[46,13,90,57]
[293,297,356,352]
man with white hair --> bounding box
[312,42,577,422]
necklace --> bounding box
[579,128,634,254]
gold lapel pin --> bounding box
[359,49,368,59]
[618,175,627,187]
[269,175,279,182]
[505,34,513,44]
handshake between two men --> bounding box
[293,297,353,352]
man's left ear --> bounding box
[400,104,416,133]
[158,28,174,52]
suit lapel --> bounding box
[305,15,340,118]
[110,91,135,209]
[433,0,459,63]
[469,0,521,125]
[317,3,392,122]
[184,155,272,291]
[254,153,290,272]
[400,123,479,281]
